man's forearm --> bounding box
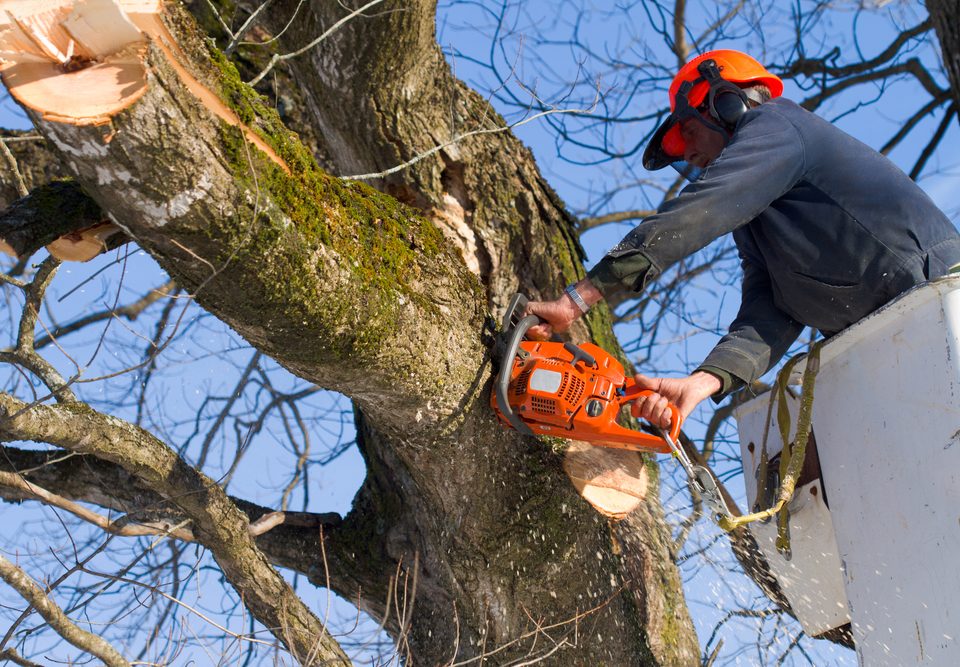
[688,369,723,399]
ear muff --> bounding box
[711,87,749,126]
[697,59,751,128]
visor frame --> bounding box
[642,79,712,170]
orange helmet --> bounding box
[643,49,783,172]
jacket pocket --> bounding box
[772,271,885,333]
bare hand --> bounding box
[523,296,580,340]
[630,371,722,428]
[523,280,604,340]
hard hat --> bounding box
[642,49,783,172]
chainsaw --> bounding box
[490,293,734,521]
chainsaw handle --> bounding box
[620,385,683,442]
[495,307,539,436]
[563,341,596,368]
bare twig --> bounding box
[580,209,655,230]
[248,0,388,86]
[910,103,956,180]
[203,0,235,41]
[225,0,276,53]
[344,103,597,181]
[34,280,176,350]
[0,469,195,541]
[0,138,28,197]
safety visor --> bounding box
[642,80,705,172]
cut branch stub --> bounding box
[0,0,157,126]
[0,179,124,260]
[0,0,287,162]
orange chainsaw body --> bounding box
[490,335,679,454]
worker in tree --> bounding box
[527,49,960,427]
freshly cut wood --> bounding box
[563,440,649,519]
[45,221,120,261]
[0,0,157,126]
[1,56,147,126]
[61,0,143,56]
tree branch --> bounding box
[0,393,351,664]
[580,208,655,230]
[0,444,393,629]
[0,553,130,667]
[0,468,196,541]
[0,180,126,260]
[33,280,176,350]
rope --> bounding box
[717,341,823,545]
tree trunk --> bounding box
[0,1,698,663]
[928,0,960,117]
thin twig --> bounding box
[248,0,388,86]
[0,470,195,541]
[226,0,276,54]
[34,280,176,350]
[0,138,29,197]
[343,104,597,181]
[203,0,235,41]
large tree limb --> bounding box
[5,3,485,432]
[0,393,350,664]
[0,180,127,260]
[0,443,403,632]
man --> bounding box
[527,49,960,428]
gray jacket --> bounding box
[588,97,960,392]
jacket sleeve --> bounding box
[588,105,806,297]
[698,234,804,394]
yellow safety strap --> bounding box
[718,341,823,541]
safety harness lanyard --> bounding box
[717,341,823,541]
[752,386,778,513]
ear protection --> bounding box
[699,59,751,127]
[675,59,751,130]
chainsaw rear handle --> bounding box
[620,384,683,442]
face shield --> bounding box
[642,62,738,180]
[643,104,725,182]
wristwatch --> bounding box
[565,284,590,314]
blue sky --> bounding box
[0,1,958,664]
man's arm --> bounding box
[526,104,806,338]
[631,243,803,426]
[525,278,605,339]
[696,239,804,397]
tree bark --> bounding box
[927,0,960,117]
[0,131,69,209]
[0,1,699,664]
